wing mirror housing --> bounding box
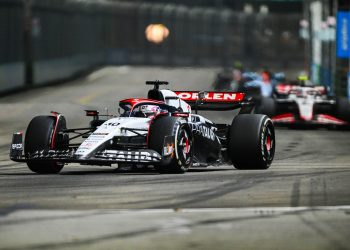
[198,91,207,101]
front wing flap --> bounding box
[272,113,348,126]
[11,148,162,165]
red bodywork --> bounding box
[120,98,165,107]
[275,84,293,95]
[272,113,296,123]
[50,111,61,149]
[272,113,347,126]
[275,84,326,96]
[119,98,170,146]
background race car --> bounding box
[256,79,350,127]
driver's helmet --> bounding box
[139,104,160,118]
[297,75,309,86]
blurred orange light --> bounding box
[145,24,169,44]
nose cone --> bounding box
[75,117,150,158]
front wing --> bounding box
[272,113,348,126]
[10,130,163,165]
[11,148,162,165]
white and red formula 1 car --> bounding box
[10,81,275,174]
[257,83,350,128]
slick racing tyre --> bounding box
[149,116,193,174]
[336,98,350,123]
[24,115,67,174]
[255,97,276,118]
[228,114,275,170]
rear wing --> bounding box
[174,91,254,112]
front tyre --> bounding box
[24,115,67,174]
[148,116,193,174]
[228,114,275,169]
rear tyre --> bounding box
[149,116,193,174]
[337,98,350,123]
[228,114,275,170]
[255,97,276,118]
[24,115,67,174]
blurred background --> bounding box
[0,0,348,97]
[1,2,350,249]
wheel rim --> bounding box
[263,123,275,162]
[177,128,192,165]
[265,134,271,151]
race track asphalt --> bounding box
[0,66,349,250]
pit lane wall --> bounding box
[0,0,304,95]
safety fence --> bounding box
[0,0,303,94]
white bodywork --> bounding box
[161,89,191,113]
[280,86,334,121]
[75,117,150,158]
[75,89,192,158]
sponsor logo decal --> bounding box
[92,132,109,136]
[12,144,23,150]
[31,149,74,158]
[100,150,160,162]
[30,149,160,163]
[175,91,244,102]
[190,123,216,141]
[106,122,120,127]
